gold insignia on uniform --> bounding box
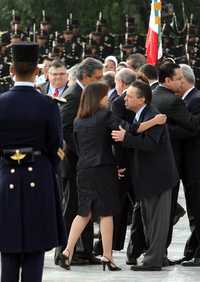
[10,150,26,164]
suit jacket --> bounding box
[182,88,200,183]
[150,81,159,91]
[39,81,68,97]
[152,85,200,173]
[59,82,82,178]
[61,82,82,152]
[0,86,66,253]
[74,109,126,170]
[123,104,179,200]
[108,88,118,106]
[111,92,134,123]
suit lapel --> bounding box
[138,105,149,123]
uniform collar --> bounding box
[14,81,35,87]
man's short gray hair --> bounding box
[76,57,103,80]
[115,68,136,86]
[180,64,195,85]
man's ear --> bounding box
[34,66,40,76]
[165,77,171,85]
[10,64,16,76]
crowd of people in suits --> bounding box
[26,51,200,272]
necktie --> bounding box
[53,88,59,97]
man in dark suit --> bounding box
[102,71,118,107]
[112,80,179,270]
[111,68,147,263]
[174,64,200,266]
[55,57,103,266]
[138,63,159,91]
[152,63,200,262]
[0,43,66,282]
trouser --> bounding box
[141,189,171,267]
[126,202,147,260]
[183,180,200,258]
[166,182,180,249]
[1,252,44,282]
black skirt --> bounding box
[76,166,120,218]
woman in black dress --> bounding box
[59,82,166,271]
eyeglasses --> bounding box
[49,72,67,76]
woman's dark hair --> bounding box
[131,80,152,104]
[77,82,109,119]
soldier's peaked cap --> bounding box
[12,43,39,63]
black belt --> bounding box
[1,148,42,165]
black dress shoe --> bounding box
[173,206,186,225]
[126,257,137,265]
[87,255,102,265]
[173,257,190,265]
[93,241,103,256]
[131,264,161,271]
[70,256,89,265]
[54,257,59,265]
[162,257,176,266]
[182,258,200,266]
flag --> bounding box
[145,0,162,65]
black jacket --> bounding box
[182,88,200,184]
[123,104,179,200]
[0,86,66,252]
[60,82,83,177]
[111,92,134,123]
[152,85,200,173]
[74,109,131,170]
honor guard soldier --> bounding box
[39,11,54,52]
[63,29,82,68]
[0,44,10,78]
[71,20,85,45]
[2,15,27,46]
[0,43,66,282]
[97,18,115,56]
[36,34,50,62]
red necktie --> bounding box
[53,88,59,97]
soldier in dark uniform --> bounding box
[71,20,85,45]
[36,35,50,62]
[0,43,66,282]
[0,44,10,78]
[63,30,82,68]
[97,19,115,57]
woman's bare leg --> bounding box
[100,216,113,260]
[63,212,92,260]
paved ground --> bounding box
[42,185,200,282]
[1,185,199,281]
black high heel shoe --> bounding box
[101,257,121,271]
[57,250,71,270]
